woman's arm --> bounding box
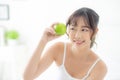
[23,23,60,80]
[23,38,48,80]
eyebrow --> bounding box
[72,26,91,29]
[69,24,91,29]
[81,26,90,28]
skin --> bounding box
[23,18,107,80]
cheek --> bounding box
[85,30,92,39]
[67,31,75,40]
[83,33,91,41]
[89,30,93,39]
[83,34,91,44]
[86,34,91,40]
[67,29,73,37]
[69,33,74,39]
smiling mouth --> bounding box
[73,40,85,45]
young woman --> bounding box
[24,7,107,80]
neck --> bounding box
[71,45,91,60]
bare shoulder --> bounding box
[88,59,108,80]
[96,59,107,74]
[48,41,64,52]
[97,59,107,73]
[46,41,64,59]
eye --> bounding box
[81,28,89,32]
[70,28,75,30]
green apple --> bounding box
[54,23,66,35]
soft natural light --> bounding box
[0,0,120,80]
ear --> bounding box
[95,28,98,35]
[91,28,98,40]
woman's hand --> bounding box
[42,23,61,42]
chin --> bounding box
[73,42,90,50]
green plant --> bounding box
[5,30,19,39]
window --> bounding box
[0,4,9,20]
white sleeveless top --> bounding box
[57,42,100,80]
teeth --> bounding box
[74,40,85,44]
[76,41,84,43]
[73,39,85,43]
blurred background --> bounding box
[0,0,120,80]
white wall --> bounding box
[0,0,120,80]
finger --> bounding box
[55,34,61,38]
[51,22,59,29]
[48,28,56,34]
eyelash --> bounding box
[70,28,89,32]
[81,29,89,32]
[70,28,75,30]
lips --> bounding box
[73,40,85,45]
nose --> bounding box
[75,31,82,39]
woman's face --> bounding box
[67,17,93,49]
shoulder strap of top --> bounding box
[62,42,67,65]
[83,58,100,79]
